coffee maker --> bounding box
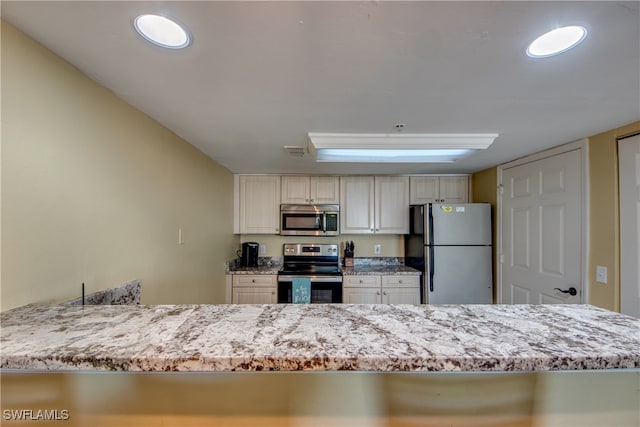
[239,242,259,267]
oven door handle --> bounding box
[278,275,343,283]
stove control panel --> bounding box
[283,243,339,257]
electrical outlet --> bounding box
[374,244,381,255]
[178,228,184,245]
[260,244,266,255]
[596,265,607,284]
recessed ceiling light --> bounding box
[526,26,587,58]
[133,14,190,49]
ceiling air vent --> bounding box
[283,146,306,157]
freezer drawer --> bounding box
[426,245,493,304]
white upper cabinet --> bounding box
[340,176,409,234]
[409,176,469,204]
[238,175,281,234]
[281,176,339,204]
[375,176,409,234]
[340,176,375,234]
[310,176,340,204]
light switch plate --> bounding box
[374,244,381,255]
[259,244,266,255]
[596,265,607,284]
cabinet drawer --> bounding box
[382,276,419,288]
[344,276,381,287]
[232,275,276,287]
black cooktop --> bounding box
[279,264,341,276]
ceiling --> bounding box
[2,1,639,175]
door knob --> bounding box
[554,287,577,296]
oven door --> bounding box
[277,276,343,303]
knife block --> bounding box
[344,257,354,267]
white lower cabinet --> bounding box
[381,276,421,304]
[343,275,420,304]
[232,275,277,304]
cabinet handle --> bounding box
[251,279,255,283]
[376,291,381,295]
[399,280,403,284]
[370,228,374,232]
[359,279,363,284]
[383,291,387,296]
[310,199,314,202]
[271,291,275,295]
[375,229,379,232]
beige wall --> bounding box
[471,167,498,302]
[472,121,640,311]
[1,21,238,310]
[588,120,640,311]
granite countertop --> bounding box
[228,265,282,275]
[1,304,638,372]
[227,264,420,276]
[341,265,421,276]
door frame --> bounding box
[496,139,589,304]
[617,133,640,316]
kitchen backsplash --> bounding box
[226,257,403,273]
[238,234,405,258]
[64,280,141,306]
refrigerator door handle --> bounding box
[428,204,435,293]
[429,247,435,292]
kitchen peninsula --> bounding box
[1,303,638,372]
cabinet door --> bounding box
[340,177,375,234]
[239,175,281,234]
[439,176,469,203]
[382,287,420,304]
[343,287,381,304]
[232,287,277,304]
[375,176,409,234]
[310,176,340,204]
[410,176,440,204]
[281,176,311,204]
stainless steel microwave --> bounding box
[280,204,340,236]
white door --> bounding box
[619,134,640,317]
[500,149,583,304]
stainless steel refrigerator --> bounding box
[405,203,493,304]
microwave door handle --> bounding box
[321,213,327,233]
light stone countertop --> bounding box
[341,265,421,276]
[1,303,638,372]
[227,264,420,276]
[227,265,282,275]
